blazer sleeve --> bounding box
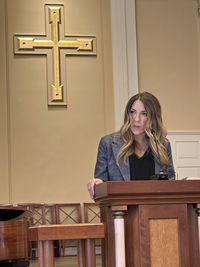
[166,141,175,180]
[94,137,109,182]
[167,142,187,180]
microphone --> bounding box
[150,128,169,180]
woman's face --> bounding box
[130,100,148,137]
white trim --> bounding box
[167,131,200,135]
[125,0,139,98]
[110,0,138,131]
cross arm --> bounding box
[18,38,54,50]
[58,39,93,51]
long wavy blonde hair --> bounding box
[115,92,169,169]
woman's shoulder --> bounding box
[163,138,172,149]
[100,132,122,145]
[100,133,114,141]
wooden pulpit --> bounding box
[94,180,200,267]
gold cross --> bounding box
[14,4,97,105]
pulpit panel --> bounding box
[149,219,179,267]
[124,203,199,267]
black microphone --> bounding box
[150,128,169,180]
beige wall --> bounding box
[1,0,200,205]
[0,0,115,204]
[136,0,200,130]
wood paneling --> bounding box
[96,181,200,267]
[95,180,200,206]
[149,219,179,267]
[100,206,115,267]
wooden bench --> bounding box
[29,223,105,267]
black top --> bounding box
[129,150,155,180]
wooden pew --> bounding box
[29,223,104,267]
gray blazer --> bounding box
[94,134,175,181]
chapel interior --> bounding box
[0,0,200,266]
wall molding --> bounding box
[168,131,200,135]
[110,0,138,131]
[167,131,200,179]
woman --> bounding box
[87,92,195,199]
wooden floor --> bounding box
[30,255,102,267]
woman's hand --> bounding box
[186,177,200,180]
[87,178,103,199]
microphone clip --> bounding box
[149,172,169,180]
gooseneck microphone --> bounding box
[150,128,169,180]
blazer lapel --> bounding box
[112,137,130,181]
[154,159,161,174]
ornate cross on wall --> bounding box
[14,4,97,105]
